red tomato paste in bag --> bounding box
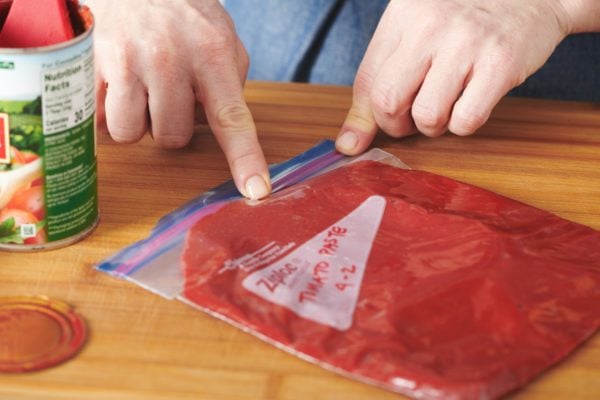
[182,160,600,399]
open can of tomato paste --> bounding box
[0,3,98,251]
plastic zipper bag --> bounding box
[98,140,600,399]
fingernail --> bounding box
[336,131,358,153]
[245,175,270,200]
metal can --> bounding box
[0,5,98,251]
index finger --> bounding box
[194,48,270,200]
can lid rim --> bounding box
[0,295,87,373]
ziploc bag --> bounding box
[98,140,600,400]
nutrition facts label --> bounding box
[39,42,98,242]
[41,45,94,136]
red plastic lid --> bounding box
[0,296,87,373]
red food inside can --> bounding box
[0,0,79,48]
[0,1,11,31]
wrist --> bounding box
[559,0,600,33]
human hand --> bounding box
[87,0,271,199]
[336,0,574,154]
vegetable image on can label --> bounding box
[0,101,46,246]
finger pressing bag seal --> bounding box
[98,140,600,399]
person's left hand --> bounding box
[335,0,573,154]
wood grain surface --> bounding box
[1,81,599,400]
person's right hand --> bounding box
[87,0,271,199]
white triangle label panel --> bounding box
[242,195,386,330]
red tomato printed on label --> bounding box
[8,185,45,221]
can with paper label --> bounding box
[0,5,98,251]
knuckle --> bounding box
[111,42,137,80]
[193,40,235,76]
[146,43,173,69]
[353,67,376,95]
[214,101,252,132]
[487,42,528,87]
[484,41,518,75]
[375,114,415,139]
[412,102,446,130]
[371,85,401,118]
[345,104,375,133]
[418,10,447,38]
[113,42,133,65]
[198,27,237,59]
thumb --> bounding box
[336,75,378,155]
